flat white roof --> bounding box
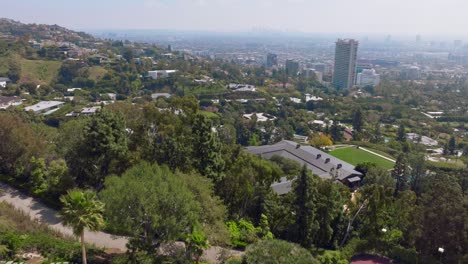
[25,101,64,112]
[81,106,101,114]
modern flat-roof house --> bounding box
[81,106,101,116]
[151,93,172,99]
[0,96,22,109]
[246,140,362,194]
[148,70,178,80]
[25,101,64,114]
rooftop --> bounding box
[24,101,64,112]
[246,140,362,181]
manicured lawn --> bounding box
[329,147,395,169]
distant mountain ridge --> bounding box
[0,18,95,43]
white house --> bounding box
[289,97,302,103]
[0,77,11,88]
[305,94,323,102]
[81,106,101,116]
[148,70,178,80]
[0,96,22,109]
[243,113,276,122]
[25,101,64,114]
[151,93,172,99]
[229,83,257,92]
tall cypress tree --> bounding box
[397,124,406,142]
[192,114,225,182]
[292,165,319,248]
[392,154,409,195]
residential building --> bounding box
[243,113,276,122]
[407,133,438,146]
[311,63,327,73]
[151,93,172,99]
[148,70,178,80]
[357,69,380,87]
[246,140,362,194]
[0,96,22,109]
[285,59,300,76]
[81,106,101,116]
[25,101,64,114]
[303,68,323,82]
[229,83,256,92]
[305,94,323,102]
[0,77,11,88]
[333,39,359,89]
[400,66,421,80]
[266,53,278,68]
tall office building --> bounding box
[266,53,278,68]
[285,59,300,76]
[332,39,358,90]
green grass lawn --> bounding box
[88,65,108,81]
[20,59,62,84]
[329,147,395,169]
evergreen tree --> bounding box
[330,122,343,142]
[392,154,409,195]
[66,109,128,189]
[397,124,406,142]
[352,109,363,133]
[417,174,466,262]
[192,114,225,182]
[371,122,383,143]
[292,165,319,248]
[448,136,456,155]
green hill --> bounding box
[20,59,62,84]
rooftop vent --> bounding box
[337,164,342,169]
[296,144,301,149]
[325,158,330,163]
[316,154,321,159]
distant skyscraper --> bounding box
[285,59,300,76]
[332,39,358,90]
[266,53,278,68]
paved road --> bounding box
[359,147,396,163]
[0,182,243,263]
[0,182,128,250]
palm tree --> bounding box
[60,189,105,264]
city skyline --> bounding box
[3,0,468,39]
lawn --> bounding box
[328,147,395,169]
[20,59,62,84]
[88,65,108,81]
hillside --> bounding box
[0,18,94,42]
[20,59,62,84]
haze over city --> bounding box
[4,0,468,39]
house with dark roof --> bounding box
[246,140,362,194]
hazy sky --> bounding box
[3,0,468,36]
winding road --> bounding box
[0,182,128,250]
[0,182,242,263]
